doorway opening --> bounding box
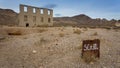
[26,23,29,27]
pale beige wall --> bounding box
[18,4,53,27]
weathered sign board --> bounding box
[82,39,100,58]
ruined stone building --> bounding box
[18,4,53,27]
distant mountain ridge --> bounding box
[0,8,18,26]
[54,14,118,27]
[0,8,119,27]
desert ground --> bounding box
[0,26,120,68]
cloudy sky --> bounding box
[0,0,120,20]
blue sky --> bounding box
[0,0,120,20]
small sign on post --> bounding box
[82,39,100,58]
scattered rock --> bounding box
[117,58,120,63]
[90,62,94,65]
[0,36,5,40]
[32,50,37,54]
[39,66,43,68]
[102,66,107,68]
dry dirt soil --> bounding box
[0,27,120,68]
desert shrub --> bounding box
[60,27,65,31]
[23,37,27,39]
[37,24,49,27]
[8,30,22,35]
[0,36,6,42]
[82,27,88,31]
[73,28,81,34]
[76,45,82,50]
[93,32,98,36]
[104,26,112,30]
[35,37,47,46]
[89,26,95,29]
[59,32,65,37]
[38,28,47,33]
[82,52,97,63]
[60,28,64,31]
[40,37,47,42]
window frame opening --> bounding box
[40,9,44,14]
[33,8,36,13]
[24,6,28,12]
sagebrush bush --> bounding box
[40,37,47,42]
[82,28,88,31]
[73,29,81,34]
[76,45,82,50]
[60,27,65,31]
[104,27,111,30]
[38,28,47,33]
[35,37,47,46]
[8,30,22,35]
[93,32,98,36]
[59,32,65,37]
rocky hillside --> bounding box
[0,8,18,26]
[54,14,117,27]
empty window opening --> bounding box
[48,18,51,23]
[40,9,44,14]
[24,15,28,21]
[24,6,28,12]
[33,16,36,22]
[33,8,36,13]
[26,23,29,27]
[48,10,50,15]
[41,17,44,22]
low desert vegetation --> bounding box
[59,32,65,37]
[8,30,22,35]
[92,32,98,36]
[35,37,47,46]
[37,28,48,33]
[0,27,120,67]
[82,27,88,31]
[73,28,81,34]
[76,44,82,50]
[36,24,49,27]
[104,26,112,30]
[0,36,6,42]
[60,27,65,31]
[40,37,47,42]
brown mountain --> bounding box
[0,8,18,26]
[54,14,116,27]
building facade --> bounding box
[18,4,53,27]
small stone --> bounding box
[0,36,5,40]
[56,43,58,45]
[103,66,107,68]
[117,57,120,63]
[32,50,37,53]
[45,61,48,63]
[90,62,94,65]
[39,66,43,68]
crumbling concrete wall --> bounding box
[18,4,53,27]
